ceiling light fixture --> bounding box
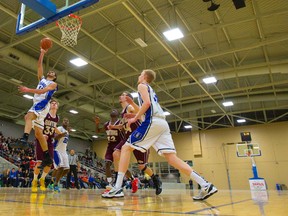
[23,94,33,100]
[69,110,78,114]
[135,38,148,47]
[184,125,192,129]
[92,135,98,138]
[163,28,184,41]
[70,129,76,132]
[203,76,217,84]
[70,58,88,67]
[222,101,234,107]
[237,119,246,123]
[163,111,170,116]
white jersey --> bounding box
[138,84,165,122]
[33,76,57,104]
[54,126,69,153]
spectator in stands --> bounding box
[2,169,10,187]
[9,168,17,187]
[17,168,25,187]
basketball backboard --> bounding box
[16,0,99,35]
[236,143,261,157]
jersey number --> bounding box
[43,126,55,136]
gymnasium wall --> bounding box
[92,121,288,190]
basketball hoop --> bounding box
[56,14,82,47]
[246,149,252,157]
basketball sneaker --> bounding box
[48,183,54,191]
[193,183,218,201]
[102,187,124,198]
[39,178,46,191]
[53,185,60,193]
[152,175,162,195]
[31,179,38,193]
[131,179,139,193]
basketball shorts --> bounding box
[29,101,50,130]
[53,150,69,170]
[35,139,54,162]
[127,117,176,156]
[105,142,118,162]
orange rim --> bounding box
[56,14,82,31]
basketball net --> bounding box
[56,14,82,47]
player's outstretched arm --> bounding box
[18,82,57,94]
[125,96,140,113]
[37,49,47,81]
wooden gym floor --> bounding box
[0,188,287,215]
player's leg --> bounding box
[157,120,217,200]
[23,112,36,140]
[102,144,134,198]
[39,139,53,191]
[10,112,37,149]
[164,153,217,200]
[112,140,126,184]
[134,149,162,195]
[47,169,56,190]
[104,144,115,189]
[53,167,64,193]
[32,162,41,193]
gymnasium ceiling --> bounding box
[0,0,288,141]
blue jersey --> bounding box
[33,76,57,111]
[54,126,69,153]
[138,84,165,124]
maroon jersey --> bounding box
[121,105,141,140]
[42,112,59,144]
[35,112,59,161]
[104,119,124,145]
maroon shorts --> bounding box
[114,139,126,151]
[35,139,54,162]
[105,142,118,162]
[133,149,149,165]
[114,139,149,165]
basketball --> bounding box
[40,37,53,50]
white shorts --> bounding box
[53,150,69,170]
[29,101,50,130]
[127,117,176,156]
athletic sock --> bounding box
[41,171,48,179]
[190,171,209,187]
[33,173,38,181]
[115,172,125,189]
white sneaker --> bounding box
[193,183,218,201]
[102,187,124,198]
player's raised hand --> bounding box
[125,96,134,104]
[128,117,137,128]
